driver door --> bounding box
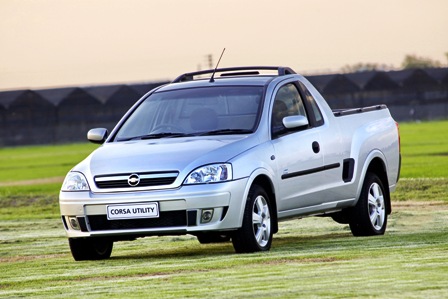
[271,83,325,212]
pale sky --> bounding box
[1,0,447,91]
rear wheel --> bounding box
[349,172,388,236]
[232,184,273,253]
[69,238,113,261]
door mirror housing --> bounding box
[283,115,309,129]
[87,128,108,144]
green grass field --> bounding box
[399,120,448,178]
[1,120,447,298]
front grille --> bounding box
[87,210,187,231]
[94,171,178,189]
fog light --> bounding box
[201,209,214,224]
[68,216,80,230]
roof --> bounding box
[154,66,297,92]
[173,66,296,82]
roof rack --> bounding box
[172,66,296,83]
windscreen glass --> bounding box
[114,86,264,141]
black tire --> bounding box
[349,172,388,236]
[69,238,113,261]
[232,184,273,253]
[196,232,231,244]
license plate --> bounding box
[107,202,159,220]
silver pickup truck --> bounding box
[59,66,401,260]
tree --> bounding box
[340,63,392,73]
[401,54,442,69]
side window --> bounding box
[298,81,324,127]
[271,83,308,136]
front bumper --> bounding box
[59,178,248,239]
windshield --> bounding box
[114,86,264,141]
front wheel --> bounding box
[69,238,113,261]
[232,184,273,253]
[349,172,388,236]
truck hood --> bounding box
[76,135,257,177]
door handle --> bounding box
[312,141,320,153]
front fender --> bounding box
[234,167,277,230]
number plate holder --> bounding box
[106,202,159,220]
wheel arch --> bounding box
[251,174,279,234]
[359,155,392,215]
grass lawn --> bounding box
[0,143,98,183]
[0,120,447,298]
[1,202,447,298]
[398,120,448,178]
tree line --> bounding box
[341,52,448,73]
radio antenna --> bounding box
[209,48,226,83]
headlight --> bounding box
[61,172,90,191]
[184,163,232,185]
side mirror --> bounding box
[283,115,309,129]
[87,128,108,144]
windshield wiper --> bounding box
[117,129,252,141]
[117,132,194,141]
[198,129,253,136]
